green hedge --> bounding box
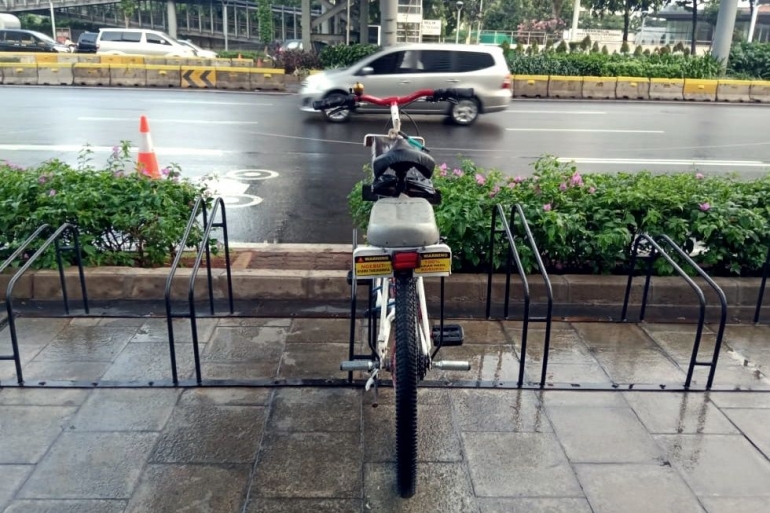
[348,157,770,277]
[0,143,214,269]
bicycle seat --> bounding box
[367,197,440,248]
[372,138,436,179]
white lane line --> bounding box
[145,100,273,106]
[507,128,664,134]
[77,117,259,125]
[505,110,607,114]
[0,144,225,156]
[558,157,770,167]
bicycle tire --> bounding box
[394,273,418,498]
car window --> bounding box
[100,31,123,42]
[146,33,168,45]
[456,51,495,72]
[419,50,454,73]
[366,51,405,75]
[122,32,142,43]
[2,31,20,43]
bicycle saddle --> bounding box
[372,138,436,179]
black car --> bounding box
[0,29,70,53]
[76,31,97,53]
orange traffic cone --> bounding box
[137,115,161,179]
[257,57,263,67]
[237,53,242,59]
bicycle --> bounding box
[312,84,473,499]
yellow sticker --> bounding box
[415,252,451,274]
[355,255,393,276]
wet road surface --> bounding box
[1,86,770,244]
[1,317,770,512]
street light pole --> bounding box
[571,0,580,41]
[49,1,57,42]
[476,0,483,44]
[455,1,463,44]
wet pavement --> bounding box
[1,316,770,512]
[1,86,769,244]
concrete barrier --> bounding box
[216,67,252,90]
[1,53,35,64]
[211,59,234,67]
[110,64,147,87]
[100,55,144,66]
[512,75,548,98]
[716,79,752,102]
[547,76,582,99]
[649,78,684,100]
[615,77,650,99]
[582,77,617,99]
[0,63,38,85]
[683,79,718,101]
[33,53,59,64]
[229,58,255,68]
[37,63,73,86]
[73,63,110,86]
[251,68,285,91]
[749,80,770,103]
[145,65,181,87]
[181,66,216,88]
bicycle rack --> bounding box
[754,246,770,324]
[485,204,554,388]
[165,196,234,385]
[1,223,89,385]
[622,234,728,389]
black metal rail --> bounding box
[2,223,89,385]
[165,196,234,385]
[754,246,770,323]
[485,204,553,387]
[621,233,728,389]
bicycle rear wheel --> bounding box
[394,273,418,498]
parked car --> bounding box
[278,38,327,55]
[95,28,194,57]
[177,39,218,58]
[299,43,512,126]
[0,29,71,53]
[76,31,97,53]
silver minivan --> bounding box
[96,28,194,57]
[298,43,512,126]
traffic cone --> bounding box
[137,115,161,179]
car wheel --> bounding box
[449,97,480,126]
[321,92,352,123]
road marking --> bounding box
[226,169,279,180]
[146,100,274,106]
[505,110,607,114]
[557,157,770,167]
[507,128,664,134]
[78,117,259,125]
[0,144,225,157]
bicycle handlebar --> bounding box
[311,88,474,111]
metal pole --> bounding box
[49,1,57,41]
[571,0,580,41]
[455,6,462,44]
[346,0,351,44]
[382,0,398,46]
[712,0,739,70]
[476,0,483,44]
[222,0,229,51]
[748,1,760,43]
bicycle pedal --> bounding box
[340,360,376,372]
[432,324,464,346]
[433,360,471,371]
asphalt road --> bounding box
[2,86,769,244]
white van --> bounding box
[96,28,195,57]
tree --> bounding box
[257,0,273,47]
[587,0,664,42]
[118,0,138,28]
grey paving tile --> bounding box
[100,342,198,382]
[218,317,292,327]
[363,387,449,406]
[98,317,148,327]
[125,463,250,513]
[575,463,705,513]
[267,388,360,432]
[286,318,355,344]
[200,361,280,380]
[721,408,770,457]
[537,363,612,384]
[0,319,69,347]
[131,318,217,344]
[701,497,770,513]
[150,404,265,464]
[70,389,180,432]
[179,388,271,406]
[643,323,715,334]
[363,462,479,513]
[511,329,597,365]
[364,403,462,463]
[246,498,362,513]
[0,406,75,464]
[278,343,348,380]
[539,391,629,408]
[655,434,770,497]
[547,406,664,463]
[3,500,128,513]
[203,326,286,362]
[623,392,738,434]
[641,330,724,364]
[709,392,770,408]
[462,432,582,497]
[32,327,137,363]
[457,320,510,345]
[451,390,552,432]
[251,431,362,498]
[18,432,158,499]
[721,324,770,369]
[0,465,33,512]
[0,389,89,406]
[0,344,45,382]
[431,344,520,383]
[477,498,593,513]
[693,357,770,389]
[15,361,112,383]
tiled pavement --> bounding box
[1,317,770,512]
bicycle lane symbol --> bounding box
[196,169,279,208]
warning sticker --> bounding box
[355,255,393,276]
[415,252,451,274]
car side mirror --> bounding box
[359,66,374,76]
